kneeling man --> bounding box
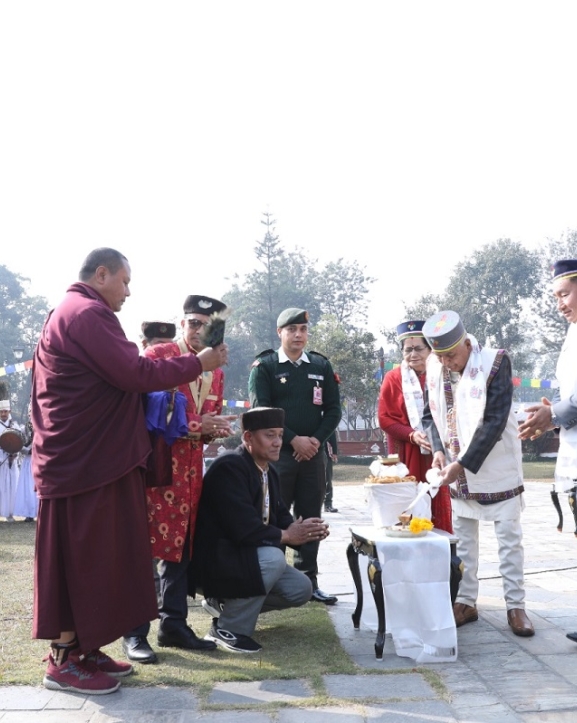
[194,407,329,653]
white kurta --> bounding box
[14,448,38,519]
[0,451,20,518]
[555,322,577,491]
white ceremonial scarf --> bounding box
[555,322,577,491]
[426,334,493,458]
[400,360,425,431]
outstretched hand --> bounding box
[517,397,554,441]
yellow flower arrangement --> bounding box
[409,517,434,534]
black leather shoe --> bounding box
[157,626,217,651]
[566,631,577,642]
[324,506,339,513]
[311,588,338,605]
[122,635,158,664]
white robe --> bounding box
[14,447,37,519]
[0,419,22,518]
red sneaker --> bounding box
[43,653,120,695]
[84,649,134,677]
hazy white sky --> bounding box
[2,1,577,345]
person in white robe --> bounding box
[519,258,577,644]
[0,402,23,522]
[14,419,37,521]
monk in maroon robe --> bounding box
[31,247,228,695]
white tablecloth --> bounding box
[352,525,457,663]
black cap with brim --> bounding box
[183,295,227,318]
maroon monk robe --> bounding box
[31,282,208,651]
[378,365,453,534]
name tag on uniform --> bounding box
[308,374,324,381]
[313,383,323,405]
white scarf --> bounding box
[426,334,490,458]
[555,322,577,491]
[400,360,425,431]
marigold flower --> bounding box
[409,517,434,533]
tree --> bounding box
[382,239,539,377]
[444,239,538,370]
[527,230,577,378]
[0,265,50,421]
[222,213,321,399]
[316,259,375,327]
[222,211,375,402]
[381,293,444,348]
[308,315,380,438]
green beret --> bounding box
[242,407,285,431]
[276,308,309,328]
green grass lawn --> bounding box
[0,522,355,691]
[2,458,553,693]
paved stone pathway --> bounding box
[1,480,577,722]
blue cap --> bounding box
[396,320,425,342]
[552,259,577,281]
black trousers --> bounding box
[156,533,197,633]
[275,448,326,589]
[324,455,334,507]
[125,551,193,637]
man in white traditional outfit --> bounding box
[422,310,534,637]
[518,258,577,644]
[0,396,23,522]
[14,416,37,522]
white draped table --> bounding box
[347,525,458,662]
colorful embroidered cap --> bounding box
[396,320,425,342]
[242,407,285,431]
[183,295,227,318]
[141,321,176,341]
[422,310,467,353]
[552,259,577,281]
[277,308,309,328]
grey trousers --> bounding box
[453,514,526,610]
[217,547,313,636]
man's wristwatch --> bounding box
[550,408,561,428]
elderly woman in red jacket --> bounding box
[378,320,452,533]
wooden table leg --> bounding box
[551,487,563,532]
[569,486,577,538]
[346,542,363,629]
[367,551,386,660]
